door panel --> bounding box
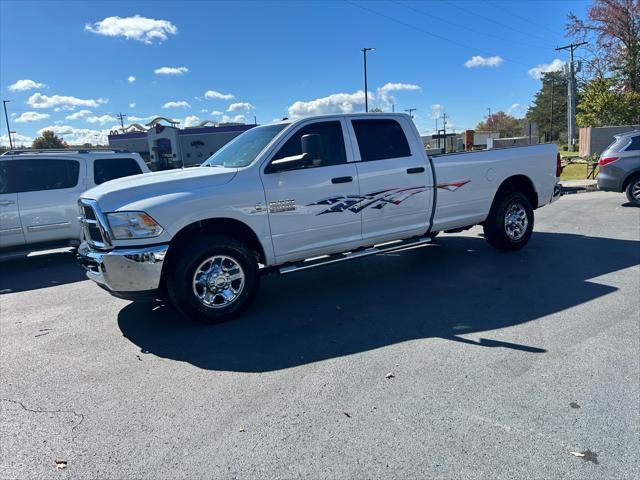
[260,119,362,262]
[17,158,84,245]
[0,193,25,248]
[0,161,25,248]
[349,118,431,241]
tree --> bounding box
[475,111,524,138]
[32,130,67,149]
[567,0,640,93]
[526,71,568,142]
[576,76,640,126]
[369,107,384,112]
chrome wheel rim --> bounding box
[192,255,245,309]
[504,202,528,241]
[633,180,640,200]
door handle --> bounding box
[331,176,353,184]
[0,200,15,206]
[407,167,425,174]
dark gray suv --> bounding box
[597,130,640,206]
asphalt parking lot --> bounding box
[1,191,638,479]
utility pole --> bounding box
[3,100,13,149]
[487,107,492,133]
[549,79,555,143]
[404,108,416,119]
[116,112,127,133]
[555,41,587,152]
[441,112,448,153]
[435,118,438,150]
[253,115,257,125]
[361,47,375,112]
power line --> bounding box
[443,0,555,46]
[391,0,552,51]
[344,0,530,67]
[486,1,565,39]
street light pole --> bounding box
[361,47,375,112]
[3,100,13,149]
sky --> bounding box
[0,0,590,146]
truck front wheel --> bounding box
[166,235,259,323]
[483,191,534,251]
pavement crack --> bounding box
[0,398,86,433]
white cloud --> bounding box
[227,102,254,112]
[508,103,526,116]
[204,90,234,100]
[0,133,33,147]
[430,104,444,119]
[15,111,49,123]
[27,93,106,109]
[183,115,200,127]
[464,56,504,68]
[8,79,46,91]
[162,100,191,109]
[36,124,116,145]
[221,114,245,123]
[65,109,93,120]
[210,110,224,116]
[127,76,136,83]
[86,114,117,125]
[53,106,76,112]
[154,66,188,75]
[129,102,136,108]
[54,120,64,124]
[377,82,421,103]
[128,114,159,122]
[528,59,565,79]
[287,91,374,118]
[85,15,177,44]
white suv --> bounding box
[0,149,149,253]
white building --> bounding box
[108,117,255,170]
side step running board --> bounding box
[278,236,432,275]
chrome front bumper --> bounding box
[77,242,169,296]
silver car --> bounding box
[597,130,640,206]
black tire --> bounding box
[165,235,259,323]
[625,174,640,206]
[483,191,534,251]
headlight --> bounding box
[106,212,163,239]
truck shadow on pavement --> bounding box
[0,249,85,294]
[117,232,639,372]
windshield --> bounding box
[202,124,289,168]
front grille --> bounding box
[78,199,111,249]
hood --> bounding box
[82,166,237,212]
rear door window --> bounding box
[351,119,411,161]
[93,157,143,184]
[15,159,80,192]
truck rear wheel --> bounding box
[483,191,534,251]
[166,235,259,323]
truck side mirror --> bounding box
[301,134,322,165]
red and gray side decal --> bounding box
[308,186,428,215]
[436,180,471,191]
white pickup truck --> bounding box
[77,113,561,322]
